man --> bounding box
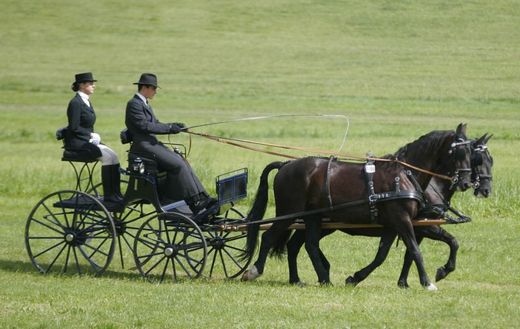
[125,73,215,214]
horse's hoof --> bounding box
[290,281,306,287]
[426,283,438,291]
[241,265,260,281]
[345,276,358,286]
[435,267,448,282]
[320,281,333,287]
[397,280,409,289]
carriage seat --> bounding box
[56,127,99,163]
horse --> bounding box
[395,133,493,287]
[282,133,493,288]
[471,134,493,198]
[240,124,472,289]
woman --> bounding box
[65,72,122,204]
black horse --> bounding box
[394,133,493,287]
[282,133,493,288]
[241,124,472,289]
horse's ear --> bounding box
[484,133,493,144]
[456,123,467,136]
[476,133,487,145]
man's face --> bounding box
[142,85,157,99]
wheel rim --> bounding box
[206,207,252,279]
[133,212,207,283]
[25,190,116,276]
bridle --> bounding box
[471,144,493,190]
[448,137,473,190]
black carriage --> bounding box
[24,130,252,282]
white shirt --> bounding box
[136,93,148,106]
[77,91,91,107]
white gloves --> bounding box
[89,132,101,145]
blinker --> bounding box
[455,148,467,161]
[472,153,483,166]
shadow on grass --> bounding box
[0,258,143,281]
[0,258,313,287]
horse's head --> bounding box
[471,133,493,197]
[445,123,473,191]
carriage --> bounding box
[24,130,252,282]
[24,123,492,288]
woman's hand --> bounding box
[89,132,101,145]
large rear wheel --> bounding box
[25,190,116,276]
[133,212,207,283]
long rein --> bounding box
[184,130,454,182]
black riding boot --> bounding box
[101,164,123,204]
[186,193,217,215]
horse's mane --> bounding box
[394,130,455,161]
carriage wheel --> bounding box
[112,201,156,270]
[133,212,207,283]
[205,207,252,279]
[88,180,155,269]
[25,190,116,276]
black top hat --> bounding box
[74,72,97,84]
[133,73,159,87]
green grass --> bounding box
[1,0,519,328]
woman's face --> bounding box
[80,81,96,95]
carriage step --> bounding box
[53,195,125,212]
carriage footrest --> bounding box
[161,200,192,215]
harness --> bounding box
[322,156,425,225]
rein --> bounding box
[185,130,455,182]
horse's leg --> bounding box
[345,229,397,286]
[396,220,437,290]
[397,234,424,288]
[303,217,330,284]
[286,230,306,285]
[242,221,292,281]
[287,229,334,285]
[433,227,459,282]
[397,226,459,287]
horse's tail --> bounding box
[271,229,292,258]
[240,161,287,261]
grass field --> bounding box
[1,1,519,328]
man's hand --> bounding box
[169,123,181,134]
[169,122,187,133]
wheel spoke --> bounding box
[43,243,67,274]
[29,217,64,235]
[33,240,66,259]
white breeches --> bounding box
[97,144,119,165]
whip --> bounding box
[181,114,350,155]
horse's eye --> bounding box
[455,148,467,161]
[472,153,483,166]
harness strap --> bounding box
[364,157,378,224]
[324,156,336,210]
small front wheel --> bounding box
[205,207,252,279]
[133,212,207,283]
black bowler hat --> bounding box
[133,73,159,87]
[74,72,97,84]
